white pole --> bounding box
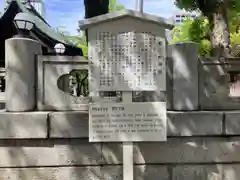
[122,92,133,180]
[135,0,139,11]
[138,0,143,13]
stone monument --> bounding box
[79,9,172,142]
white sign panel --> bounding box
[89,102,166,142]
[89,31,166,91]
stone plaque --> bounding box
[89,102,166,142]
[89,31,166,92]
[37,56,90,111]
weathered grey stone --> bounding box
[101,143,123,164]
[0,165,170,180]
[37,56,89,111]
[49,111,89,138]
[173,165,223,180]
[167,111,223,136]
[225,111,240,135]
[222,165,240,180]
[169,42,199,110]
[50,111,224,139]
[0,112,48,139]
[5,38,42,111]
[0,139,102,167]
[199,60,240,110]
[134,137,240,164]
[0,166,122,180]
[135,165,169,180]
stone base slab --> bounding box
[1,165,240,180]
[0,111,49,139]
[0,111,240,139]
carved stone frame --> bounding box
[37,55,89,111]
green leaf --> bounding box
[109,0,124,12]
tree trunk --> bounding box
[209,2,231,58]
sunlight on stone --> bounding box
[186,142,198,148]
[172,48,190,79]
[168,119,177,133]
[102,148,118,164]
[182,127,192,136]
[224,168,237,180]
[185,98,194,109]
[207,172,222,180]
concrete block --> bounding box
[49,111,89,138]
[134,137,240,164]
[0,166,122,180]
[173,165,223,180]
[0,112,48,139]
[0,165,169,180]
[167,111,223,136]
[225,111,240,135]
[5,38,42,111]
[170,42,199,110]
[101,143,123,164]
[222,165,240,180]
[0,139,102,167]
[135,165,169,180]
[50,111,224,138]
[199,61,240,110]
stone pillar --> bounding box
[5,37,42,112]
[169,42,199,110]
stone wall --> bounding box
[0,110,239,179]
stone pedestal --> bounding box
[169,42,199,110]
[5,37,42,112]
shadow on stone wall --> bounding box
[0,139,122,179]
[3,31,240,179]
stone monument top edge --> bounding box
[79,9,174,30]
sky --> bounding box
[0,0,181,35]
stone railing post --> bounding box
[5,37,42,111]
[169,42,199,110]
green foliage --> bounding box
[77,43,88,57]
[109,0,124,12]
[199,39,212,56]
[229,0,240,14]
[174,0,240,57]
[170,13,240,56]
[170,17,209,44]
[229,11,240,33]
[170,17,211,56]
[70,69,89,97]
[170,19,192,43]
[189,18,209,41]
[230,31,240,45]
[65,35,88,57]
[174,0,240,16]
